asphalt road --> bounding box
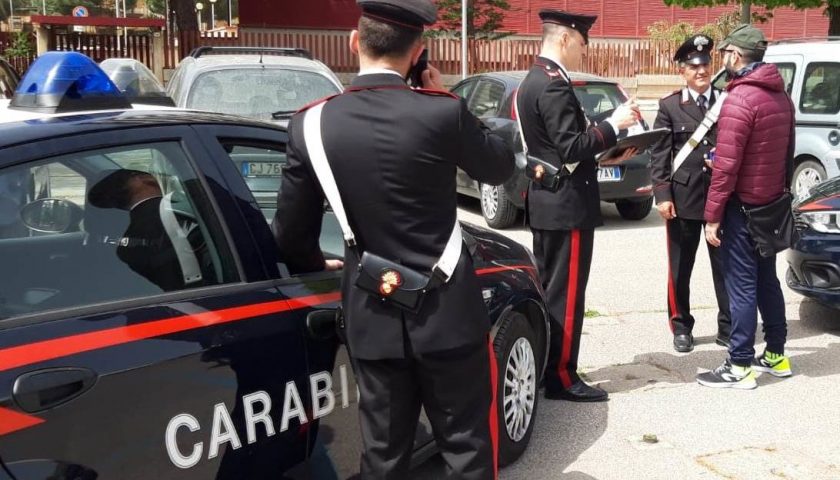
[411,197,840,480]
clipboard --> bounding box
[597,127,669,163]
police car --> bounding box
[0,52,549,479]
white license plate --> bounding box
[243,162,283,177]
[597,166,621,182]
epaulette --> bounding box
[413,88,459,99]
[295,93,342,114]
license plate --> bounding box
[242,162,283,177]
[597,166,621,182]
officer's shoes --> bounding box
[545,380,609,402]
[696,359,757,390]
[673,333,694,353]
[752,351,792,378]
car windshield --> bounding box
[573,82,627,123]
[186,68,340,121]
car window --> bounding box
[0,142,238,320]
[775,62,797,95]
[451,79,477,101]
[573,82,625,118]
[468,79,506,117]
[800,62,840,115]
[187,69,341,121]
[219,141,344,260]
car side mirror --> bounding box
[20,198,83,234]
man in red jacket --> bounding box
[698,25,794,389]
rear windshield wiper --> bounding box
[271,110,297,119]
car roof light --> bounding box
[10,51,132,113]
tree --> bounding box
[648,8,742,45]
[430,0,512,40]
[170,0,198,31]
[663,0,840,35]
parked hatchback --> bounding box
[713,38,840,200]
[0,56,20,100]
[451,71,654,228]
[166,46,343,127]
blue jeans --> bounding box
[722,202,787,366]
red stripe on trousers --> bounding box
[665,220,679,333]
[0,407,43,436]
[487,335,499,479]
[557,229,580,388]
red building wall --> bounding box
[241,0,829,39]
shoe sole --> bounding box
[752,366,792,377]
[696,378,757,390]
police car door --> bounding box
[0,126,312,479]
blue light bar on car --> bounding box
[10,51,132,113]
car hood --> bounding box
[462,221,533,267]
[796,176,840,211]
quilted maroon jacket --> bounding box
[704,63,794,223]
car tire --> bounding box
[481,183,519,229]
[493,311,539,467]
[792,159,826,200]
[615,197,653,220]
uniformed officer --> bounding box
[650,34,731,353]
[517,10,639,402]
[272,0,515,477]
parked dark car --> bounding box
[787,175,840,308]
[451,71,654,228]
[0,56,20,100]
[0,52,549,479]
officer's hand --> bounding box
[657,201,676,220]
[705,222,721,247]
[421,64,444,91]
[599,147,637,166]
[325,259,344,271]
[609,98,641,130]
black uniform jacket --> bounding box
[517,57,618,230]
[650,87,721,221]
[273,73,514,360]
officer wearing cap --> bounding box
[273,0,514,477]
[649,34,731,353]
[516,9,640,403]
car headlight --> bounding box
[800,210,840,234]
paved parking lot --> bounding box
[413,198,840,480]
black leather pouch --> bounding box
[525,155,562,192]
[741,192,798,258]
[355,251,431,314]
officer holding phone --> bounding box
[649,34,731,353]
[272,0,514,477]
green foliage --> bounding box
[430,0,512,40]
[648,7,757,44]
[3,31,35,59]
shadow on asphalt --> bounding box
[456,196,661,234]
[583,299,840,394]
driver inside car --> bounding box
[87,169,206,291]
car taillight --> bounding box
[510,88,518,120]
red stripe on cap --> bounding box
[361,12,423,31]
[0,407,44,436]
[0,293,340,373]
[558,230,580,388]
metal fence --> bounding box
[52,32,153,67]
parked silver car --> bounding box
[166,46,343,126]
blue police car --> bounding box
[0,53,549,478]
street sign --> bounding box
[72,6,89,17]
[72,25,86,32]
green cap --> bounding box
[719,24,768,52]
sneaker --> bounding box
[696,359,757,389]
[752,351,792,377]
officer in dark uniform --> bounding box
[517,10,640,402]
[273,0,514,477]
[650,34,731,353]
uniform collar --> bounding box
[686,86,713,103]
[535,55,571,82]
[350,72,409,89]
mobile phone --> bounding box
[407,49,428,88]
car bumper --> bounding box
[786,229,840,309]
[598,151,653,202]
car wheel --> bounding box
[615,197,653,220]
[481,183,518,229]
[793,159,826,200]
[493,311,538,467]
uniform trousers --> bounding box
[721,202,787,366]
[665,217,732,337]
[532,228,594,391]
[352,335,498,480]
